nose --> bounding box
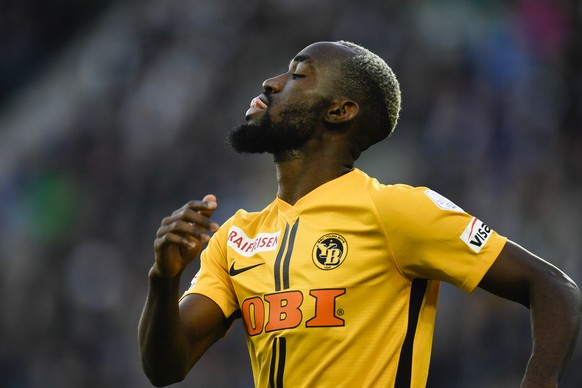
[262,74,284,94]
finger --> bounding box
[187,196,217,213]
[188,194,220,231]
[184,208,220,233]
[155,232,198,252]
[159,213,217,239]
[198,193,218,216]
[162,208,214,229]
[157,220,212,242]
[170,198,216,216]
[202,193,217,205]
[164,197,220,231]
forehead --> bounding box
[289,42,357,69]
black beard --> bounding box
[228,99,329,157]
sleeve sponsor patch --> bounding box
[424,189,464,212]
[460,217,492,253]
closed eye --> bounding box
[291,73,305,80]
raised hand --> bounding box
[152,194,220,279]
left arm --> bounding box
[479,240,582,388]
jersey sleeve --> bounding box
[373,185,507,293]
[180,218,240,319]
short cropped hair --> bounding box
[334,41,401,150]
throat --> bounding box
[275,161,353,205]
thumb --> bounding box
[200,193,218,217]
[202,194,217,204]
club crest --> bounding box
[312,233,348,270]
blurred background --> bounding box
[1,0,581,387]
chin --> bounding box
[245,109,267,124]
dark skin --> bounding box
[138,42,582,387]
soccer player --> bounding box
[138,41,581,387]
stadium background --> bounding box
[1,0,581,386]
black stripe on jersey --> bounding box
[225,309,242,330]
[269,338,277,388]
[277,337,286,387]
[269,337,287,388]
[282,220,300,289]
[395,279,428,388]
[273,224,290,291]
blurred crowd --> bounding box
[1,0,580,387]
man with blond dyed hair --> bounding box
[139,41,581,387]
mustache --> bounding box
[262,92,273,106]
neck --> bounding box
[275,152,353,205]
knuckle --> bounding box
[156,224,167,237]
[186,200,201,209]
[157,234,169,245]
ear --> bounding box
[324,100,359,124]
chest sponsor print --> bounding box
[227,225,281,257]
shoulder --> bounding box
[214,199,278,239]
[354,170,463,212]
[228,199,277,223]
[358,172,468,230]
[353,168,418,195]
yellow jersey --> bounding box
[182,168,507,387]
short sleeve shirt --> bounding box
[182,168,507,388]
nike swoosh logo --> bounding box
[229,262,264,276]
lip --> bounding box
[245,94,269,119]
[258,94,269,106]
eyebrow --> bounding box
[289,54,312,67]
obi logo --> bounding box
[312,233,348,270]
[460,217,493,253]
[241,289,346,336]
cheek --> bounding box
[265,96,291,122]
[270,91,327,123]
